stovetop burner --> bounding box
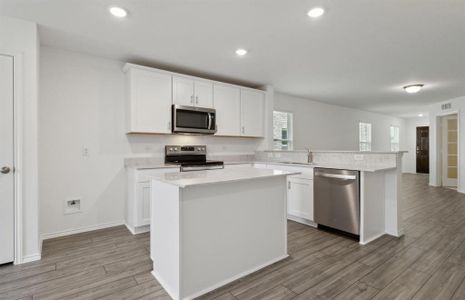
[165,145,224,172]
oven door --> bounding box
[172,105,216,134]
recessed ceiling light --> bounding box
[235,48,247,56]
[109,6,128,18]
[418,114,424,117]
[307,7,325,18]
[403,84,424,94]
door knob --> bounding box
[1,166,11,174]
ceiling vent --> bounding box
[441,103,452,110]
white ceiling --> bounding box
[1,0,464,116]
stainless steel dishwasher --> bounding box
[314,168,360,236]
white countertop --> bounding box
[150,167,299,188]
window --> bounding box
[359,122,372,151]
[390,125,400,151]
[273,111,293,150]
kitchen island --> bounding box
[150,168,298,300]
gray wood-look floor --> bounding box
[1,174,465,300]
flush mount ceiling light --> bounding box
[403,84,424,94]
[307,7,325,18]
[418,114,424,117]
[235,48,248,56]
[109,6,128,18]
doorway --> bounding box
[0,54,15,264]
[416,126,429,174]
[441,114,458,187]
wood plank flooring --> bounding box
[1,174,465,299]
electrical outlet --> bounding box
[65,198,82,215]
[354,154,364,161]
[82,147,89,157]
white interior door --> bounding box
[0,54,15,264]
[442,115,458,187]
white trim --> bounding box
[125,223,150,235]
[152,254,289,300]
[359,232,385,245]
[435,111,460,189]
[287,215,317,228]
[21,253,41,264]
[40,221,124,240]
[0,50,24,265]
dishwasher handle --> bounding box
[316,173,357,180]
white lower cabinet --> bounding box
[254,163,315,225]
[127,167,178,234]
[137,182,152,226]
[287,176,313,222]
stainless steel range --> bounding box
[165,145,224,172]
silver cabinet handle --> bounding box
[241,126,245,134]
[168,121,171,130]
[288,181,291,190]
[317,173,356,180]
[190,95,194,104]
[195,96,199,105]
[1,166,11,174]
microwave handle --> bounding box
[207,113,212,130]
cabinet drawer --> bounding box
[136,168,179,183]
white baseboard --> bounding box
[40,220,124,240]
[151,269,179,300]
[20,253,41,264]
[125,223,150,235]
[152,254,289,300]
[287,214,317,228]
[360,232,385,245]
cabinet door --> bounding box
[287,177,313,221]
[213,84,241,136]
[173,76,195,106]
[240,89,265,137]
[137,182,151,226]
[194,80,213,108]
[129,69,172,133]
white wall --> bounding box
[39,47,413,239]
[0,17,40,262]
[402,117,429,173]
[428,96,465,193]
[274,93,406,152]
[39,46,261,237]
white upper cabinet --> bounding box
[214,84,241,136]
[240,89,265,137]
[125,66,172,134]
[194,80,213,108]
[173,76,213,108]
[173,76,195,106]
[124,63,264,136]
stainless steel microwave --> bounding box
[172,105,217,134]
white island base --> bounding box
[150,169,293,300]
